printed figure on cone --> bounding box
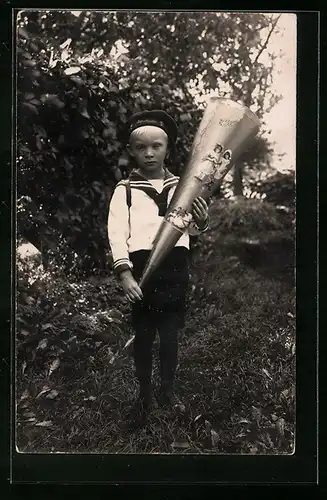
[107,110,209,424]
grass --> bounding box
[16,200,295,454]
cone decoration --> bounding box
[139,97,260,289]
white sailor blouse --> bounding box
[107,169,209,275]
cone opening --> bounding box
[205,97,260,127]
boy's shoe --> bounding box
[126,390,158,430]
[139,394,159,412]
[157,387,182,408]
[138,385,159,410]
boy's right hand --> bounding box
[120,270,143,303]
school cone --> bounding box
[139,97,260,289]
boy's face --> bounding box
[128,126,169,174]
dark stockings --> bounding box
[132,308,180,401]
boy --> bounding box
[108,110,209,419]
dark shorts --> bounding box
[129,247,190,329]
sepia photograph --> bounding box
[16,10,296,455]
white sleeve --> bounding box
[107,184,133,275]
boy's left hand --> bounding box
[192,197,209,230]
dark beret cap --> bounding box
[124,109,178,144]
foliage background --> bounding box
[17,9,295,274]
[16,10,296,454]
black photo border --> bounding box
[0,1,320,490]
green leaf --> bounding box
[46,390,59,399]
[35,421,53,427]
[64,158,73,170]
[36,386,51,398]
[18,27,29,40]
[80,108,90,119]
[84,395,97,401]
[276,418,285,437]
[118,157,128,167]
[108,84,119,93]
[69,76,84,86]
[48,358,60,376]
[51,96,65,109]
[22,102,39,115]
[22,58,36,68]
[37,339,48,350]
[20,389,30,400]
[180,112,192,122]
[102,127,116,138]
[21,50,32,59]
[114,168,122,181]
[42,94,65,109]
[23,411,35,418]
[36,137,42,150]
[64,66,81,76]
[41,323,54,331]
[239,418,251,424]
[262,368,273,380]
[30,42,39,52]
[210,429,219,446]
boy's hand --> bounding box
[120,270,143,303]
[192,197,209,230]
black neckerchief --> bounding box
[129,169,178,216]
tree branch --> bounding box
[253,14,282,65]
[244,14,282,107]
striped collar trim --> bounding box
[128,169,178,192]
[129,178,178,186]
[116,178,178,191]
[129,169,177,183]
